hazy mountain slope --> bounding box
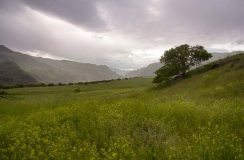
[201,51,242,64]
[35,58,123,82]
[0,45,78,83]
[0,45,122,83]
[125,63,164,78]
[125,52,242,78]
[0,60,37,85]
[109,67,130,76]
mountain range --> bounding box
[109,67,130,76]
[125,63,164,78]
[0,45,122,85]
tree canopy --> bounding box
[153,44,212,83]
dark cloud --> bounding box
[22,0,107,31]
[0,0,244,69]
[0,0,107,31]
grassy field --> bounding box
[0,54,244,159]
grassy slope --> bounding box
[125,51,241,78]
[0,54,244,159]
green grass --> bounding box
[0,55,244,159]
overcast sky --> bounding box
[0,0,244,69]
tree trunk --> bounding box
[182,72,186,78]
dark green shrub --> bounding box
[16,84,24,88]
[75,88,81,92]
[40,83,46,87]
[47,83,55,86]
[3,86,11,89]
[77,82,84,85]
[0,91,8,95]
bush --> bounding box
[58,83,64,86]
[75,88,81,92]
[77,82,84,85]
[47,83,55,86]
[15,84,25,88]
[0,91,8,95]
[3,86,11,89]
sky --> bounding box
[0,0,244,70]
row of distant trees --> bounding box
[0,78,132,89]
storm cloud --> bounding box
[0,0,244,69]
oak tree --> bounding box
[153,44,212,83]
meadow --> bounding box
[0,54,244,159]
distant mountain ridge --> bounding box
[0,45,122,84]
[109,67,130,76]
[125,51,243,78]
[0,60,37,85]
[125,63,164,78]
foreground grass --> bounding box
[0,55,244,159]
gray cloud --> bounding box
[0,0,244,69]
[98,0,244,45]
[235,38,244,45]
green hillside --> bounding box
[0,60,37,85]
[125,51,241,78]
[0,54,243,159]
[0,45,122,84]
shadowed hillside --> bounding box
[0,60,37,85]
